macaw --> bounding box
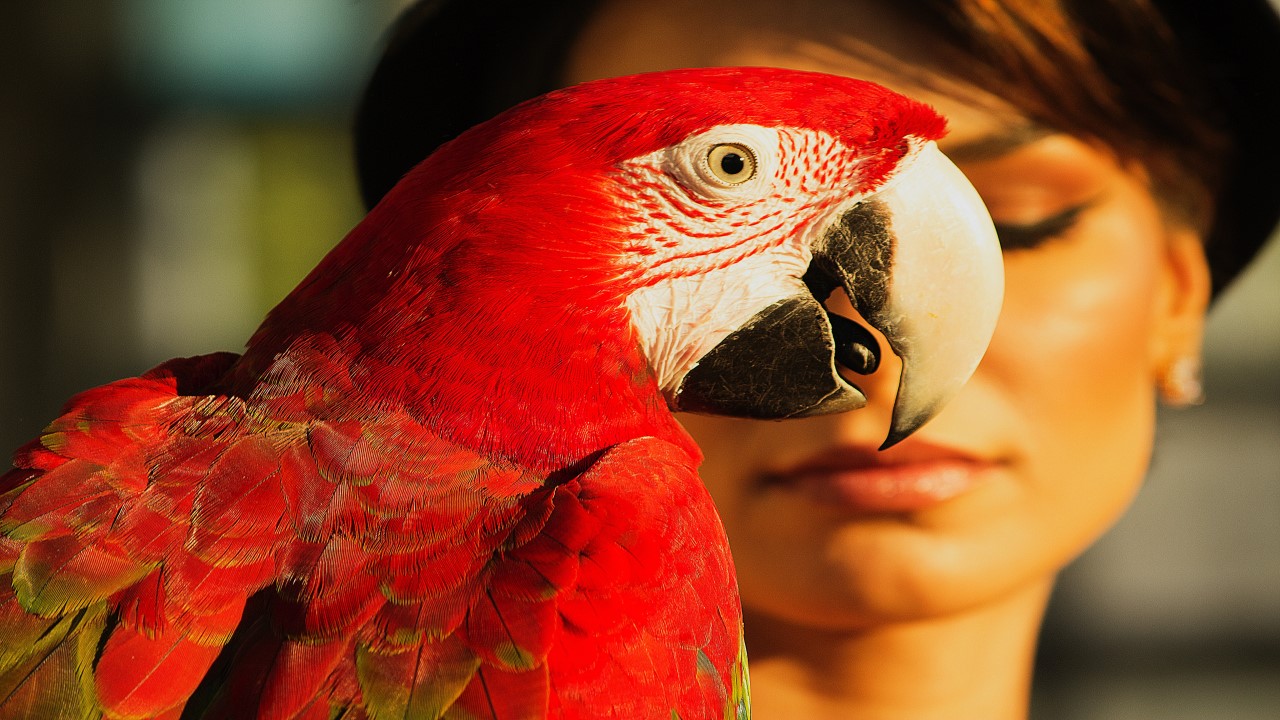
[0,67,1001,719]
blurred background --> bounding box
[0,2,1275,717]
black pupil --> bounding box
[720,152,746,175]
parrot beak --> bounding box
[673,142,1003,448]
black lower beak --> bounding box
[671,293,871,418]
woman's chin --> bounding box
[733,477,1048,626]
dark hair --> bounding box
[354,0,1279,295]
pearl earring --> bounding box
[1159,355,1205,407]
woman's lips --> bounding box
[762,442,995,513]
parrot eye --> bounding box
[659,125,776,198]
[706,144,757,185]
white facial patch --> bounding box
[626,247,815,396]
[611,124,884,395]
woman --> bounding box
[355,1,1279,717]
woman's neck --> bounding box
[743,580,1053,720]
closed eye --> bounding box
[993,201,1091,252]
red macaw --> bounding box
[0,67,1002,719]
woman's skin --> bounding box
[564,0,1213,717]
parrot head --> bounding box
[253,67,1002,466]
[594,73,1004,448]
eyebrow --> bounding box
[942,124,1057,163]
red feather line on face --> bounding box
[608,125,890,295]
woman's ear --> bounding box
[1152,224,1212,406]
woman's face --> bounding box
[565,0,1209,628]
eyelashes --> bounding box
[992,201,1092,252]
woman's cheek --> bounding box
[1005,188,1164,402]
[983,185,1167,551]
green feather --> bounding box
[0,604,107,720]
[730,635,751,720]
[356,637,481,720]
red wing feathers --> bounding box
[544,440,744,720]
[0,354,743,719]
